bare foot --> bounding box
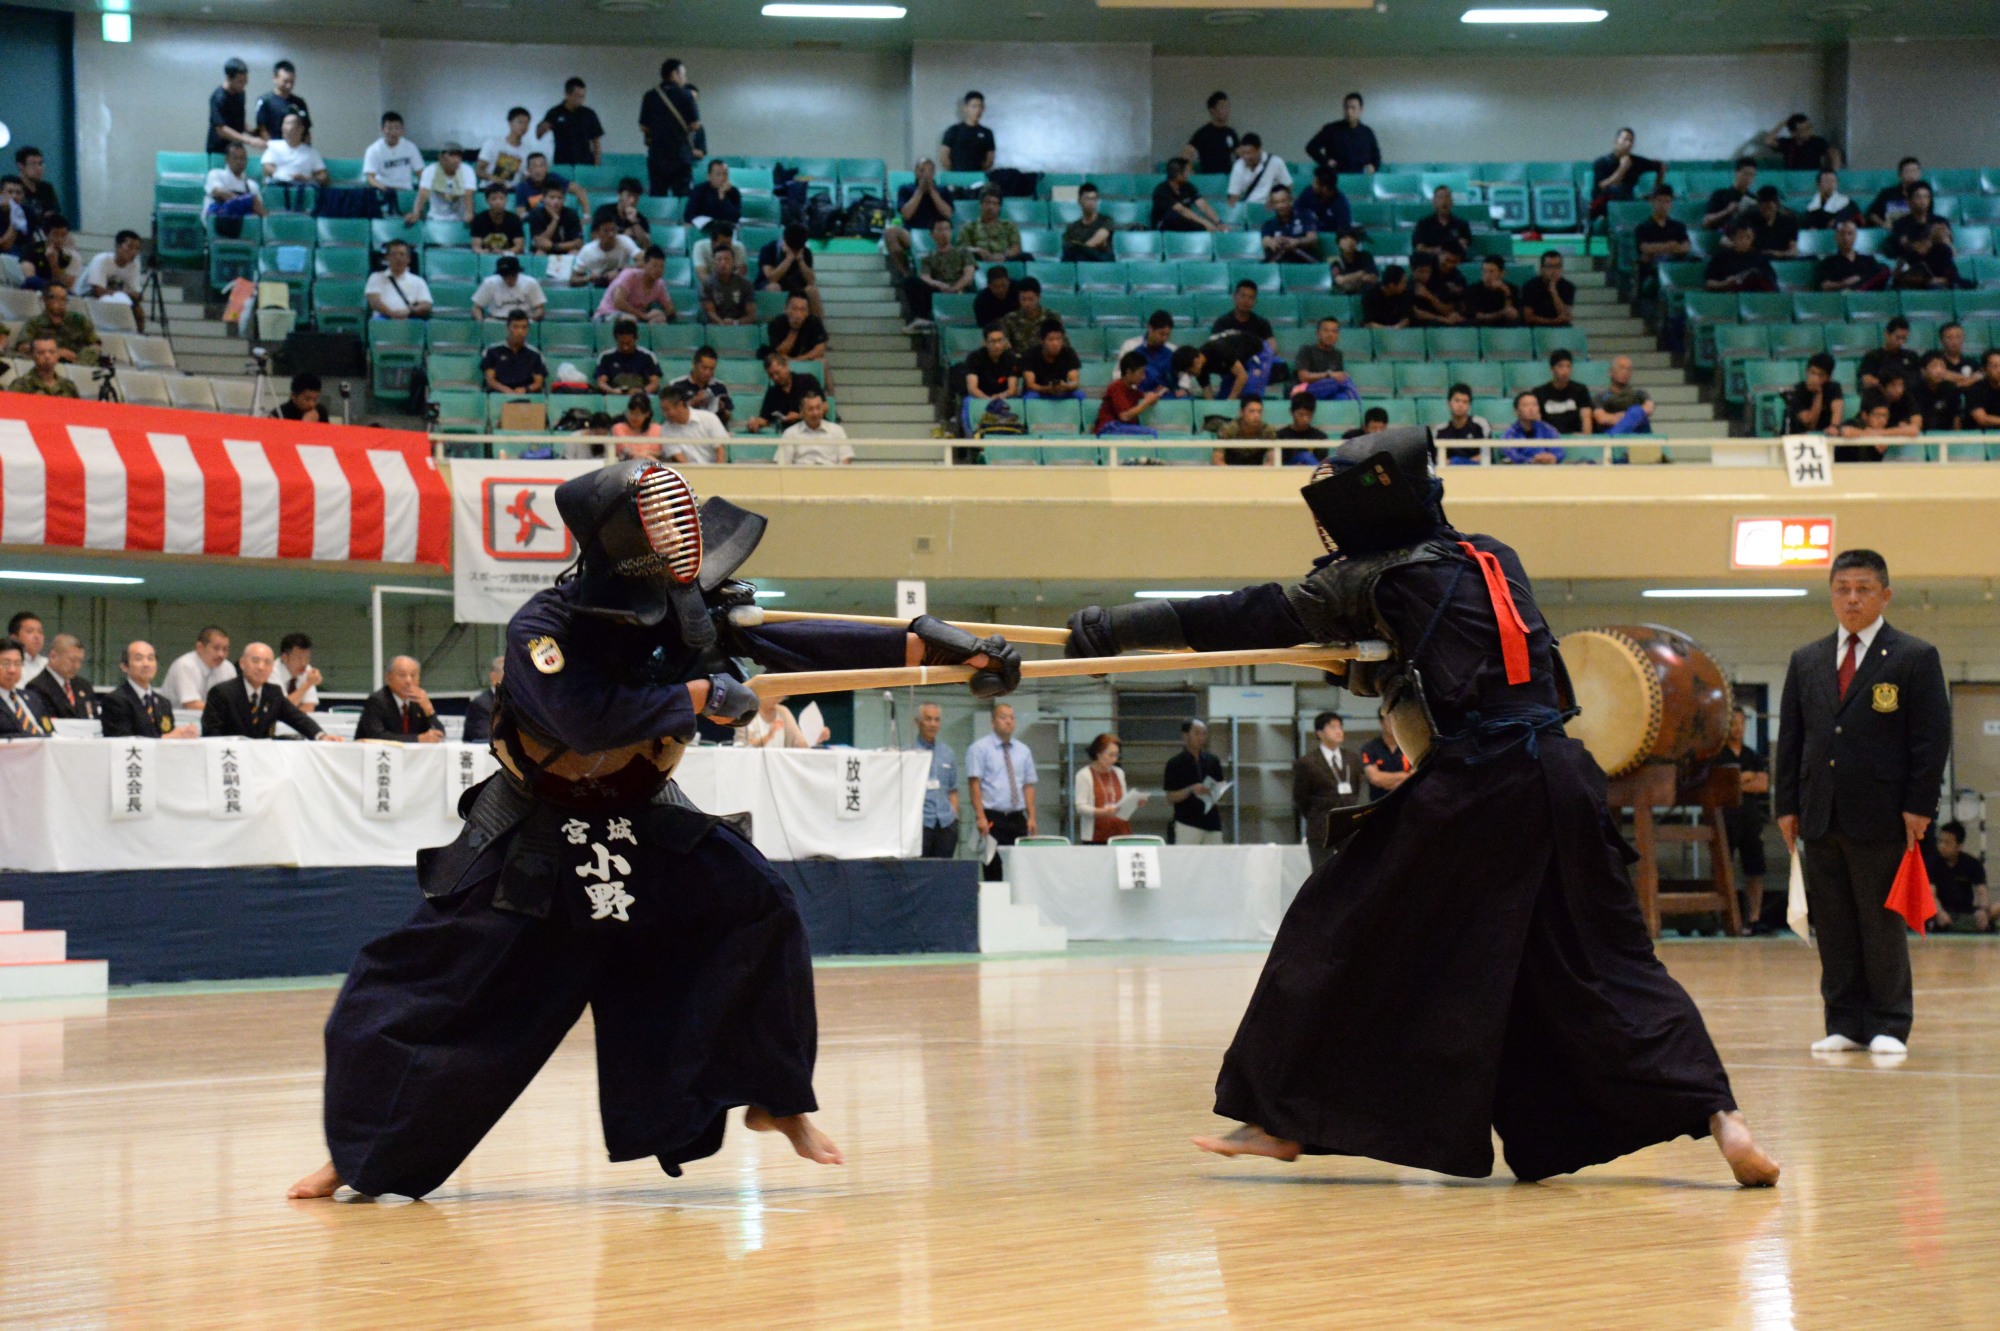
[1711,1110,1780,1188]
[745,1107,845,1165]
[1192,1124,1302,1162]
[288,1161,343,1199]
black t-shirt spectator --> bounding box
[1750,212,1799,254]
[1196,336,1250,388]
[1363,285,1415,327]
[639,84,700,165]
[1783,379,1843,432]
[1802,198,1862,230]
[757,240,815,293]
[940,122,995,171]
[1965,381,2000,426]
[1591,152,1664,200]
[595,347,661,389]
[1778,136,1837,172]
[1534,381,1594,435]
[1437,419,1488,439]
[1422,267,1469,309]
[542,102,606,167]
[1859,347,1920,389]
[759,371,823,423]
[973,288,1018,329]
[686,182,741,228]
[273,399,330,424]
[1187,124,1238,176]
[1704,187,1753,226]
[1024,344,1081,391]
[1411,214,1472,258]
[1465,282,1518,322]
[1818,252,1884,288]
[895,182,951,231]
[766,313,828,360]
[1872,391,1918,432]
[1521,276,1576,323]
[1868,185,1915,223]
[1923,848,1986,915]
[481,343,548,391]
[1890,211,1943,258]
[1718,743,1770,822]
[1330,247,1377,285]
[1705,248,1773,286]
[471,210,526,252]
[533,207,584,249]
[1210,310,1274,348]
[1911,379,1963,431]
[1359,737,1409,802]
[253,91,307,141]
[1152,179,1203,230]
[962,348,1021,397]
[1276,424,1327,441]
[1633,217,1690,263]
[1164,749,1225,831]
[207,85,248,155]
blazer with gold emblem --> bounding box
[1774,621,1951,844]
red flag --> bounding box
[1884,842,1936,936]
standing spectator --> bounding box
[1411,252,1467,327]
[1259,185,1319,263]
[1074,734,1141,844]
[959,324,1023,433]
[1966,351,2000,429]
[1591,355,1655,435]
[538,78,604,169]
[1292,317,1352,401]
[685,160,741,232]
[7,612,46,683]
[471,184,526,254]
[1760,113,1842,172]
[593,319,661,394]
[939,92,996,172]
[163,626,236,712]
[1748,186,1800,257]
[364,240,432,320]
[1360,707,1412,799]
[1411,187,1471,262]
[1293,711,1365,870]
[207,58,262,155]
[1715,706,1773,932]
[598,248,676,324]
[260,113,328,187]
[1858,317,1919,395]
[362,113,424,198]
[1774,549,1950,1056]
[356,656,445,743]
[884,159,953,279]
[1634,185,1692,278]
[203,143,265,222]
[1533,349,1594,436]
[966,701,1037,880]
[1519,251,1575,327]
[472,254,547,322]
[1703,158,1759,232]
[1022,322,1081,399]
[0,637,51,737]
[1363,264,1415,327]
[758,224,823,316]
[1499,392,1564,464]
[1304,93,1381,175]
[252,60,308,142]
[1818,218,1886,292]
[1589,127,1664,213]
[1095,351,1165,436]
[24,633,94,721]
[9,284,100,364]
[1865,157,1925,229]
[572,215,641,288]
[1704,222,1776,291]
[1226,135,1292,207]
[1164,718,1226,845]
[1910,352,1964,432]
[1785,354,1844,433]
[1802,169,1860,230]
[481,311,548,393]
[462,656,503,745]
[658,387,730,465]
[911,701,961,859]
[1328,228,1378,294]
[700,246,758,325]
[529,185,584,257]
[1181,92,1239,175]
[777,391,851,465]
[272,372,331,423]
[1062,183,1115,263]
[903,217,974,331]
[410,144,476,225]
[639,60,701,197]
[272,632,321,712]
[99,641,195,739]
[745,351,822,433]
[958,191,1022,264]
[1464,255,1521,327]
[998,279,1055,364]
[972,265,1018,330]
[1117,311,1178,395]
[1296,168,1353,241]
[765,293,828,372]
[79,231,148,332]
[5,337,78,397]
[1891,186,1958,290]
[1152,158,1223,233]
[1213,396,1279,466]
[610,393,663,459]
[477,108,553,190]
[594,178,653,248]
[1925,823,1991,934]
[511,154,590,217]
[1437,383,1490,462]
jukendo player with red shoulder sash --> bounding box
[1062,427,1779,1187]
[291,462,1021,1200]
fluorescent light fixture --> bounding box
[0,569,145,585]
[752,589,787,600]
[1461,7,1607,22]
[1133,590,1215,600]
[103,0,131,11]
[1640,588,1807,600]
[761,3,908,17]
[102,12,132,40]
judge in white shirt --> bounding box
[1074,732,1144,844]
[365,240,434,320]
[1226,134,1293,206]
[777,391,852,465]
[571,216,641,287]
[658,387,729,465]
[161,626,237,712]
[362,112,426,194]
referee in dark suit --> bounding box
[1774,549,1950,1056]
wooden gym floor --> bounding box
[3,940,1997,1330]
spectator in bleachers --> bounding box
[473,254,547,321]
[572,215,640,288]
[1890,186,1959,289]
[1784,353,1843,433]
[529,184,584,257]
[766,293,828,374]
[252,60,307,142]
[1760,113,1842,172]
[355,655,443,743]
[685,160,741,233]
[759,224,822,317]
[1260,185,1319,264]
[610,392,663,458]
[363,112,424,200]
[1971,352,2000,431]
[1911,352,1964,432]
[1802,169,1860,230]
[9,284,100,365]
[598,247,676,323]
[1499,392,1564,463]
[1181,91,1238,176]
[163,626,236,713]
[6,614,45,686]
[0,177,27,263]
[79,231,148,332]
[692,223,748,286]
[539,78,605,169]
[272,372,332,423]
[25,633,95,722]
[1022,321,1082,399]
[1704,221,1776,292]
[1297,168,1352,242]
[1859,373,1921,442]
[1865,157,1925,228]
[1062,184,1115,264]
[1411,187,1471,263]
[593,319,661,394]
[477,108,552,190]
[1817,218,1886,292]
[1410,253,1467,326]
[1276,393,1327,459]
[1118,311,1179,394]
[1534,350,1594,437]
[1858,317,1919,395]
[596,179,653,247]
[482,312,548,393]
[1095,351,1165,437]
[1213,396,1279,465]
[746,350,823,433]
[411,143,476,225]
[777,390,852,465]
[13,148,58,230]
[463,656,502,744]
[1328,228,1378,294]
[1171,338,1246,401]
[261,112,328,188]
[1363,263,1415,328]
[472,184,526,254]
[1437,383,1490,462]
[273,632,321,712]
[1226,134,1292,207]
[0,638,52,737]
[973,265,1018,330]
[366,240,433,320]
[939,91,996,173]
[207,58,262,155]
[1340,405,1390,440]
[959,325,1023,432]
[1304,92,1381,176]
[998,278,1055,362]
[1212,279,1275,364]
[1519,251,1575,328]
[1153,158,1224,234]
[1748,186,1799,258]
[670,348,734,427]
[1936,323,1979,387]
[1589,128,1664,213]
[203,143,265,222]
[885,158,953,279]
[959,191,1022,266]
[1293,317,1354,401]
[512,154,589,218]
[639,60,701,197]
[23,214,82,291]
[1465,255,1521,327]
[902,217,974,331]
[101,641,195,739]
[1592,355,1655,435]
[1702,158,1759,232]
[700,246,758,325]
[6,337,78,397]
[1830,393,1908,459]
[1634,184,1692,277]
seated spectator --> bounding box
[593,318,661,393]
[659,386,729,464]
[14,148,62,233]
[572,215,640,288]
[1063,183,1116,264]
[9,284,100,365]
[481,312,548,393]
[1211,280,1276,365]
[1260,186,1318,264]
[685,160,742,232]
[700,245,758,325]
[1760,113,1842,172]
[691,223,747,285]
[477,107,553,189]
[1970,351,2000,431]
[1858,317,1919,394]
[410,143,477,225]
[972,265,1019,330]
[1170,338,1248,401]
[538,77,605,170]
[365,240,432,320]
[1519,250,1574,327]
[1464,255,1520,327]
[1936,322,1980,386]
[745,351,823,433]
[471,184,527,254]
[1412,188,1472,263]
[201,641,329,740]
[1634,185,1692,276]
[1095,351,1165,436]
[884,158,953,278]
[1748,186,1799,257]
[24,632,95,721]
[1910,352,1964,432]
[1817,218,1886,291]
[1499,392,1564,463]
[596,246,675,323]
[1411,253,1468,326]
[1329,228,1378,293]
[472,254,547,321]
[363,112,424,198]
[958,191,1022,264]
[512,153,589,216]
[24,214,82,291]
[594,178,653,247]
[260,113,328,187]
[1117,311,1179,395]
[959,325,1023,433]
[1801,169,1859,230]
[355,655,443,743]
[1864,156,1924,228]
[1437,383,1490,463]
[203,142,265,221]
[766,293,828,370]
[1152,158,1223,233]
[1362,264,1414,328]
[1340,405,1390,440]
[1830,397,1903,461]
[1533,350,1594,436]
[79,230,148,331]
[1296,168,1352,241]
[1226,134,1292,207]
[5,336,78,397]
[271,372,331,423]
[1591,355,1654,435]
[99,640,196,739]
[999,278,1055,363]
[939,91,996,172]
[1181,91,1238,175]
[1292,317,1353,401]
[252,61,307,144]
[903,217,975,330]
[162,626,235,712]
[1276,393,1328,459]
[777,391,852,465]
[1213,396,1278,465]
[1589,127,1664,212]
[0,637,51,737]
[671,347,734,426]
[7,613,45,684]
[1845,376,1921,445]
[0,177,26,262]
[1702,158,1758,232]
[1703,222,1776,291]
[1022,322,1081,398]
[529,186,584,256]
[1926,821,1992,934]
[1891,186,1958,289]
[207,58,262,156]
[463,656,502,744]
[759,224,822,317]
[273,632,320,712]
[1305,92,1381,175]
[1783,353,1844,432]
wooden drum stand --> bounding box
[1604,763,1744,939]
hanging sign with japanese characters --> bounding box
[107,742,153,821]
[442,742,496,817]
[205,742,252,819]
[360,743,406,820]
[1114,842,1162,891]
[836,753,866,821]
[1781,435,1833,487]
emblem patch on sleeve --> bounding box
[1871,682,1898,713]
[528,636,565,674]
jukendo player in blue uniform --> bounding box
[1061,428,1780,1187]
[291,462,1020,1200]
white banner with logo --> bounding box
[107,740,153,820]
[360,743,407,820]
[450,459,599,624]
[205,740,253,819]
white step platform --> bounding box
[0,902,110,1001]
[978,881,1068,954]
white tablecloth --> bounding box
[1003,844,1316,942]
[0,740,926,872]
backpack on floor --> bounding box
[841,196,892,239]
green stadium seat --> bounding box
[650,323,707,354]
[1681,292,1738,368]
[1466,233,1514,261]
[1107,261,1166,293]
[370,219,423,253]
[1019,230,1063,261]
[1378,399,1420,427]
[1000,199,1047,226]
[749,290,788,320]
[1824,322,1877,358]
[422,249,480,282]
[713,358,767,392]
[1534,326,1589,360]
[1737,293,1791,323]
[1791,292,1844,322]
[698,324,759,356]
[426,317,483,355]
[1372,172,1424,201]
[1347,200,1394,228]
[1714,325,1770,402]
[638,196,684,223]
[1769,323,1826,358]
[1843,291,1900,322]
[315,218,371,250]
[1394,362,1450,397]
[262,214,316,248]
[1479,327,1535,360]
[540,323,597,362]
[1262,294,1303,327]
[1900,290,1954,320]
[1425,327,1481,360]
[1191,292,1236,324]
[1089,294,1145,326]
[312,278,368,336]
[1190,174,1230,199]
[426,354,482,392]
[1227,262,1281,292]
[1316,399,1364,432]
[1298,294,1360,326]
[369,320,427,396]
[427,279,478,314]
[1042,293,1091,324]
[1024,261,1076,293]
[1146,398,1196,435]
[1770,259,1818,292]
[1486,185,1531,230]
[155,151,211,181]
[1530,185,1578,231]
[1023,397,1085,437]
[1745,360,1801,434]
[1280,265,1332,293]
[1161,230,1216,260]
[1079,359,1119,397]
[1502,361,1548,395]
[201,215,259,288]
[942,326,986,358]
[1955,225,1993,255]
[1112,231,1160,260]
[1210,232,1264,262]
[1348,363,1396,397]
[1795,230,1839,257]
[430,389,486,434]
[1446,360,1505,397]
[1177,262,1231,293]
[934,294,977,326]
[312,247,370,279]
[1473,397,1517,428]
[1956,290,2000,320]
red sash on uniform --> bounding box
[1457,541,1532,686]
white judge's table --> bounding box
[1002,842,1316,942]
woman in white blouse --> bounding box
[1073,732,1144,843]
[735,693,830,748]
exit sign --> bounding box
[1733,516,1834,569]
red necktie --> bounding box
[1837,634,1859,699]
[401,703,412,734]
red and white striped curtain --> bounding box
[0,397,448,567]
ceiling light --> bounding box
[1461,7,1608,22]
[1133,591,1215,600]
[1640,588,1807,599]
[762,3,908,17]
[0,569,145,585]
[753,589,787,600]
[101,12,132,40]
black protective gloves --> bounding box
[1064,600,1189,659]
[909,615,1022,699]
[703,673,761,724]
